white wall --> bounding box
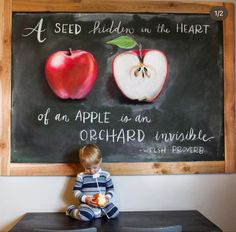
[1,0,236,232]
[0,174,236,232]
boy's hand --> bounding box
[85,196,97,207]
[104,196,110,206]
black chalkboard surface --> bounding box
[11,12,224,163]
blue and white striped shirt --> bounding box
[73,169,114,203]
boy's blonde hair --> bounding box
[79,144,102,165]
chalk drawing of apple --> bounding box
[45,48,98,99]
[107,36,168,102]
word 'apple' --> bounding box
[45,49,98,99]
[93,193,106,208]
[113,49,168,102]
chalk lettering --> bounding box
[176,23,210,34]
[88,20,135,35]
[119,114,132,123]
[37,107,50,125]
[22,18,46,43]
[74,110,111,124]
[141,27,152,33]
[134,115,151,123]
[79,129,145,144]
[142,146,166,154]
[156,24,171,33]
[172,146,204,154]
[155,128,214,142]
[55,113,70,122]
[54,23,82,35]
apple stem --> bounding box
[68,48,73,56]
[138,43,143,62]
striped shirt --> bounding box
[73,169,114,203]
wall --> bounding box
[0,0,236,232]
[0,174,236,232]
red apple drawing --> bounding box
[107,36,168,102]
[45,49,98,99]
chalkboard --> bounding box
[11,12,224,164]
[0,1,234,175]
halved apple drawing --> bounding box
[107,36,168,102]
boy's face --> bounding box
[82,162,101,175]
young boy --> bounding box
[66,144,119,221]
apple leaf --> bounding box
[106,36,138,49]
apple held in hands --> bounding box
[45,49,98,99]
[107,36,168,102]
[93,193,106,208]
